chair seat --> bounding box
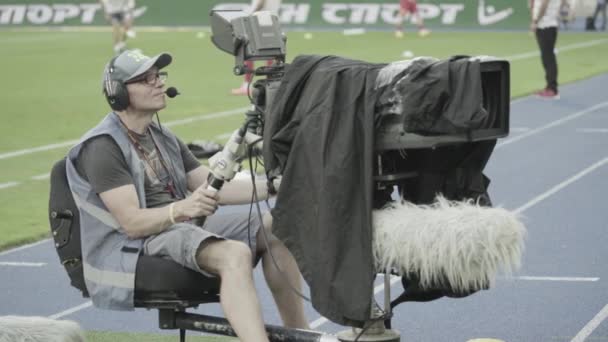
[134,255,220,306]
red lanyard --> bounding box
[117,117,180,199]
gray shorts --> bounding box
[142,210,263,276]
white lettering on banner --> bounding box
[27,5,53,25]
[323,3,463,25]
[349,4,380,24]
[0,4,103,25]
[213,3,470,26]
[52,5,79,23]
[80,4,100,23]
[440,4,465,24]
[323,4,348,24]
[280,4,309,24]
[0,6,25,24]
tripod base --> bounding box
[337,328,400,342]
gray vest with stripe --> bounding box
[66,113,189,310]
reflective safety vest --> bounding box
[66,113,189,310]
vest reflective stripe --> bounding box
[83,261,135,288]
[71,191,120,230]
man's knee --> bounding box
[198,239,253,275]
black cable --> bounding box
[246,143,311,303]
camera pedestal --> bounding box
[337,273,401,342]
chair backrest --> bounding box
[48,158,89,297]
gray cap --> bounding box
[107,49,172,83]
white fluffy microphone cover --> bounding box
[372,196,526,293]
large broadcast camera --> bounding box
[208,9,518,342]
[202,10,286,192]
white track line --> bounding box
[310,275,400,329]
[513,156,608,215]
[0,107,247,161]
[516,276,599,282]
[576,128,608,133]
[0,262,46,267]
[0,239,50,257]
[571,304,608,342]
[497,101,608,149]
[48,301,93,320]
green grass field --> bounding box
[0,28,607,342]
[1,29,607,251]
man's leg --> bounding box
[256,213,310,329]
[197,239,270,342]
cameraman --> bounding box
[66,50,308,341]
[231,0,282,95]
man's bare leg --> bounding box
[197,239,270,342]
[257,213,310,329]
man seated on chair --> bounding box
[65,49,309,342]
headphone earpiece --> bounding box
[103,56,130,111]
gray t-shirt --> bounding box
[75,132,200,208]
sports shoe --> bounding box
[126,29,137,38]
[535,88,560,99]
[418,28,430,37]
[230,83,249,96]
[394,30,404,38]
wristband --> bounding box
[169,202,177,225]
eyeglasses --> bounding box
[127,71,168,85]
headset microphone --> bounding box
[165,87,180,98]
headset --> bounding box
[103,56,130,111]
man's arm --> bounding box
[99,184,218,239]
[534,0,551,23]
[186,165,272,205]
[79,136,217,239]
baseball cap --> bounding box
[106,49,172,83]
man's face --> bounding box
[125,66,167,113]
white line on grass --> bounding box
[505,39,608,61]
[31,173,50,180]
[0,107,248,161]
[513,156,608,215]
[310,275,400,329]
[0,182,20,189]
[0,262,46,267]
[571,304,608,342]
[2,37,606,162]
[48,301,93,320]
[516,276,599,282]
[497,101,608,149]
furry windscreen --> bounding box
[0,316,85,342]
[372,196,526,293]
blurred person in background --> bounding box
[100,0,136,54]
[591,0,607,30]
[231,0,282,95]
[394,0,430,38]
[529,0,568,99]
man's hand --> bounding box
[530,20,538,32]
[174,182,219,220]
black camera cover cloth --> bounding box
[263,54,492,327]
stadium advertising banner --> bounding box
[0,0,529,30]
